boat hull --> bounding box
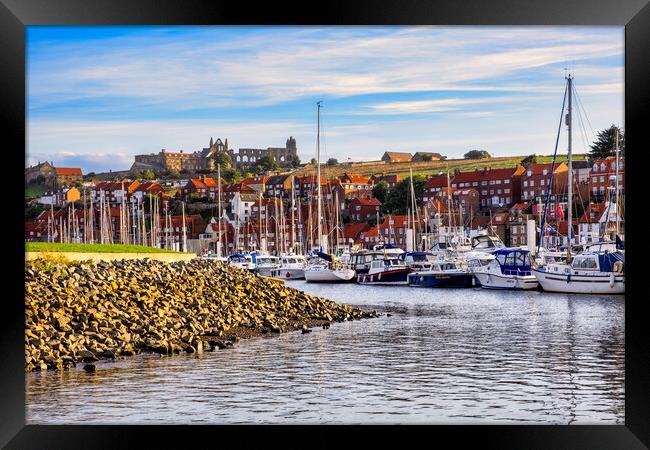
[304,268,356,283]
[473,272,539,290]
[270,268,305,280]
[532,268,624,294]
[357,268,411,285]
[256,267,279,277]
[407,272,474,288]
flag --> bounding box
[556,205,564,220]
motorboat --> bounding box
[227,253,256,271]
[471,248,539,290]
[532,250,624,294]
[356,257,411,285]
[254,255,281,277]
[399,251,439,271]
[270,254,308,280]
[304,252,355,283]
[407,258,474,288]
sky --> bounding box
[26,26,624,173]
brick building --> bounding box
[451,166,525,209]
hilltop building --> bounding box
[131,136,298,174]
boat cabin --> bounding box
[491,249,534,275]
[471,235,505,252]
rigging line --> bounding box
[572,85,591,153]
[573,93,590,155]
[572,83,595,141]
[538,81,568,254]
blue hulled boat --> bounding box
[356,258,411,285]
[407,259,474,288]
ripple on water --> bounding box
[26,282,624,424]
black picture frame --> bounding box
[3,0,648,448]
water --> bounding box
[26,282,625,424]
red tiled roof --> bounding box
[524,162,567,176]
[189,179,207,189]
[55,167,83,176]
[424,175,449,189]
[343,223,371,239]
[351,197,381,206]
[452,166,524,184]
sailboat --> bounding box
[304,101,356,283]
[532,74,624,294]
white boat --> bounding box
[471,248,539,290]
[305,252,355,282]
[227,253,256,271]
[201,252,228,263]
[271,254,307,280]
[255,255,281,277]
[532,250,624,294]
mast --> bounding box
[409,167,417,251]
[291,175,296,254]
[182,201,187,253]
[566,73,573,262]
[316,101,323,251]
[615,128,620,237]
[217,164,222,256]
[259,191,263,252]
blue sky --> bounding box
[26,26,623,173]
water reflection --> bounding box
[26,283,624,424]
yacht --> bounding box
[407,257,474,288]
[304,252,356,283]
[255,255,281,277]
[471,248,539,290]
[271,254,308,280]
[227,253,256,271]
[348,247,404,279]
[532,250,624,294]
[356,257,411,285]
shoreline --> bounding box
[25,258,379,372]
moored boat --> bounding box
[271,254,307,280]
[471,248,539,290]
[255,255,281,277]
[304,252,355,282]
[532,250,624,294]
[356,257,411,285]
[407,258,474,288]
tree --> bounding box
[166,168,181,179]
[131,169,143,180]
[326,158,338,166]
[464,149,491,160]
[214,150,232,170]
[255,155,278,173]
[310,158,317,165]
[520,154,538,167]
[286,154,301,168]
[372,180,389,204]
[383,175,426,214]
[590,125,624,159]
[144,170,155,180]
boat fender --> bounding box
[609,272,615,288]
[567,273,571,283]
[613,261,623,273]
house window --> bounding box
[506,197,510,204]
[543,169,548,175]
[530,180,534,186]
[600,176,605,183]
[504,188,510,194]
[540,179,545,186]
[482,190,487,195]
[496,180,501,184]
[472,182,478,186]
[523,180,528,187]
[530,190,534,197]
[504,179,510,184]
[490,190,494,195]
[497,189,502,194]
[481,181,487,186]
[527,170,532,176]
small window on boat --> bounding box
[573,257,597,269]
[516,252,528,266]
[496,254,506,265]
[504,254,516,266]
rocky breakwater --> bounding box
[25,258,378,372]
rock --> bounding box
[77,350,98,362]
[322,322,331,329]
[83,364,96,372]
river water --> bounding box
[26,282,625,424]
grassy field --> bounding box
[294,154,590,180]
[25,184,50,199]
[26,242,183,253]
